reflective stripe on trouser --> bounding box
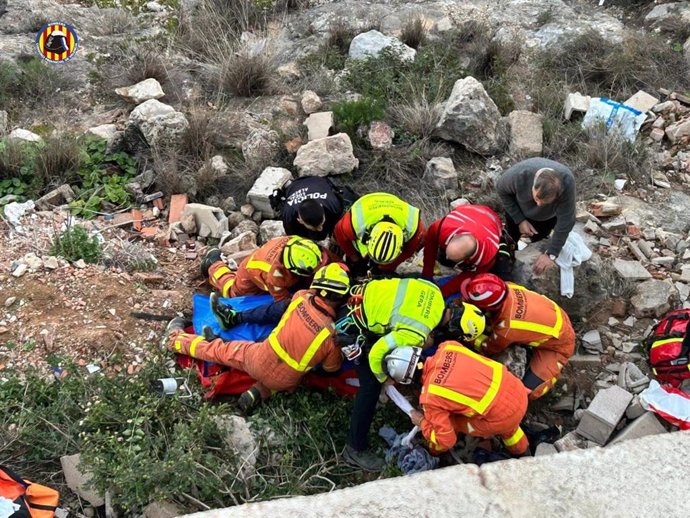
[166,330,253,371]
[526,347,572,400]
[208,261,237,297]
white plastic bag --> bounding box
[581,97,647,142]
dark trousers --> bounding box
[504,212,557,245]
[240,299,290,325]
[347,355,382,451]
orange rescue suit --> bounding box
[481,283,576,399]
[208,236,330,301]
[166,290,342,398]
[419,341,529,455]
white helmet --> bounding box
[384,347,423,384]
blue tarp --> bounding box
[192,293,275,341]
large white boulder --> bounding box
[128,99,188,148]
[115,78,165,104]
[348,30,416,61]
[434,76,503,155]
[293,133,359,176]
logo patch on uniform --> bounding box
[36,22,79,63]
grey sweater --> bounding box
[496,157,576,256]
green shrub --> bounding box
[0,140,37,199]
[50,225,103,264]
[69,138,138,217]
[332,97,385,138]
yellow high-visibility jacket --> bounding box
[357,278,446,382]
[350,193,421,257]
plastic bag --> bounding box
[581,97,646,142]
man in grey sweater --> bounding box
[496,158,576,275]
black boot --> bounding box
[200,248,222,277]
[210,292,242,330]
[238,386,263,414]
[160,316,190,350]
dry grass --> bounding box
[213,49,277,98]
[387,97,443,140]
[400,15,428,49]
[533,29,689,100]
[34,135,82,190]
[178,107,215,161]
[90,9,139,36]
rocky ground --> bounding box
[2,0,690,515]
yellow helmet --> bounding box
[367,222,404,264]
[311,263,351,298]
[447,302,486,341]
[282,237,322,276]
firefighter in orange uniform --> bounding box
[163,264,350,413]
[200,236,332,302]
[461,273,576,399]
[384,342,529,456]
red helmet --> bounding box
[460,273,507,311]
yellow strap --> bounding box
[503,427,525,447]
[427,345,503,415]
[189,336,204,357]
[221,280,235,297]
[174,339,182,352]
[508,301,563,339]
[267,297,332,372]
[211,266,232,283]
[651,337,682,349]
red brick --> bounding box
[132,209,143,231]
[168,194,188,224]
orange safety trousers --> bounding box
[449,371,529,455]
[167,330,302,399]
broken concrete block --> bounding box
[625,395,646,420]
[582,330,603,352]
[554,431,590,452]
[220,231,257,255]
[608,412,667,446]
[576,386,633,445]
[35,184,76,210]
[304,111,333,141]
[181,203,228,239]
[60,454,105,506]
[246,167,293,218]
[617,362,650,394]
[508,110,543,157]
[630,279,676,318]
[564,92,591,120]
[613,259,652,281]
[534,443,558,456]
[624,90,659,114]
[259,220,286,244]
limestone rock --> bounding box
[508,110,543,157]
[220,231,257,254]
[230,219,259,239]
[301,90,322,114]
[423,157,457,190]
[60,454,105,507]
[115,78,165,104]
[277,62,301,80]
[214,415,258,479]
[644,2,690,29]
[8,128,42,143]
[434,77,503,155]
[143,501,183,518]
[304,111,333,141]
[630,279,677,318]
[128,100,189,148]
[259,220,286,244]
[349,30,416,62]
[241,129,281,170]
[210,155,229,175]
[86,124,118,144]
[368,121,394,150]
[293,133,359,176]
[493,346,527,380]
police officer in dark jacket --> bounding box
[277,176,354,241]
